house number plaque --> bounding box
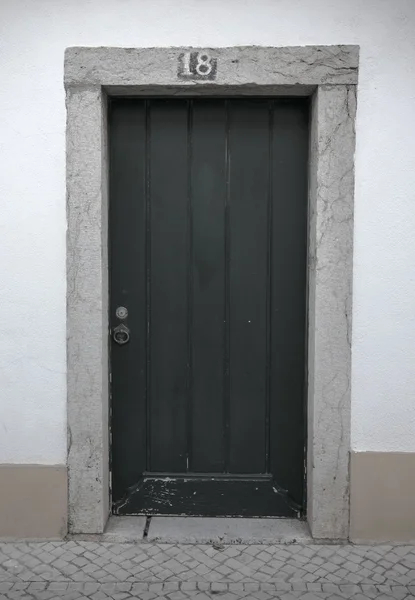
[178,51,217,81]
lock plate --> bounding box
[116,306,128,320]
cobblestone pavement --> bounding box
[0,541,415,599]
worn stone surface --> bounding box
[101,517,147,543]
[0,540,414,599]
[66,86,109,534]
[65,45,359,90]
[307,85,356,540]
[147,517,311,545]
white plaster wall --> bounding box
[0,0,414,463]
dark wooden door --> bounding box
[110,98,308,517]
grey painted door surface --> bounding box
[109,98,308,517]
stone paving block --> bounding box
[1,541,415,598]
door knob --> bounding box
[113,323,130,345]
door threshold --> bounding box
[101,515,311,545]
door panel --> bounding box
[110,98,309,517]
[228,101,270,474]
[191,101,227,473]
[270,103,309,506]
[149,101,189,473]
[109,101,147,502]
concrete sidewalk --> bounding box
[1,538,415,599]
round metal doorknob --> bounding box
[113,323,130,345]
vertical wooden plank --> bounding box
[149,100,188,473]
[191,100,226,473]
[228,100,270,474]
[270,100,308,506]
[110,99,147,502]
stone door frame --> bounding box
[65,45,358,538]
